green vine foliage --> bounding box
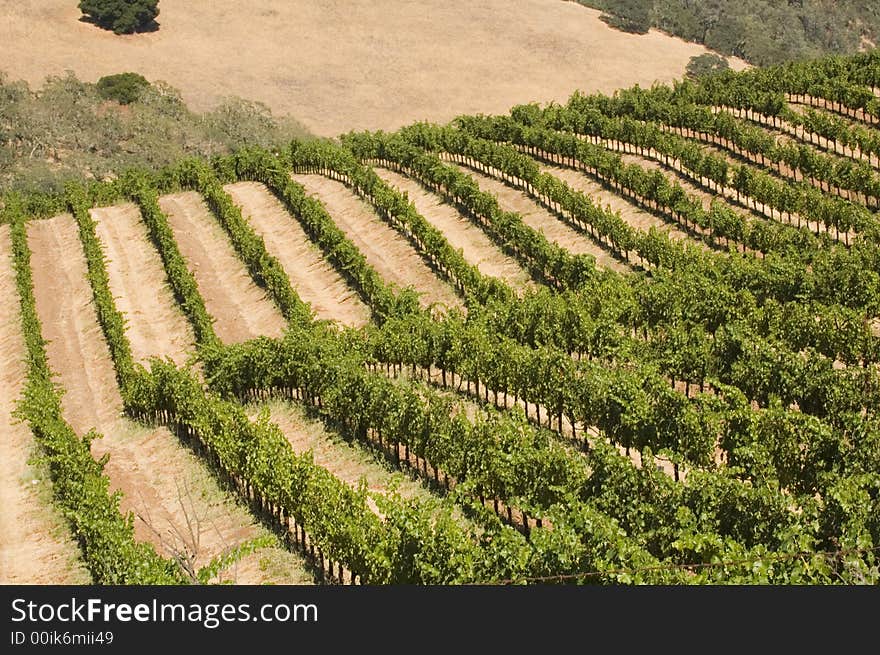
[5,50,880,584]
[5,198,183,584]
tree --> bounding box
[79,0,159,35]
[598,0,651,34]
[686,53,730,81]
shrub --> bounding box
[96,72,150,105]
[685,53,731,81]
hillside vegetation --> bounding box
[575,0,879,65]
[0,72,309,193]
[2,50,879,584]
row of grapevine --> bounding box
[453,114,880,317]
[165,159,314,326]
[380,126,880,418]
[692,64,880,126]
[288,139,513,307]
[573,85,880,204]
[343,131,601,290]
[3,196,184,584]
[439,119,814,262]
[128,176,221,351]
[223,149,420,323]
[535,97,877,241]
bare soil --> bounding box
[290,174,463,312]
[0,1,743,137]
[28,216,124,433]
[253,401,439,513]
[222,181,371,328]
[373,167,534,290]
[159,191,288,343]
[451,164,631,273]
[91,203,195,366]
[27,215,309,584]
[232,547,315,585]
[0,225,89,584]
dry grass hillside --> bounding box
[0,0,744,136]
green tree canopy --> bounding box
[598,0,652,34]
[79,0,159,35]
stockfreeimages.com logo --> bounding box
[11,598,318,630]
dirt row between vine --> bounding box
[290,174,464,312]
[91,203,195,367]
[372,167,535,291]
[222,181,371,328]
[450,162,631,273]
[252,401,441,516]
[27,215,311,584]
[0,225,89,584]
[159,191,288,343]
[538,163,695,243]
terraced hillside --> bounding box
[2,51,879,584]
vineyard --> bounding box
[2,50,879,585]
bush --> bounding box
[96,72,150,105]
[79,0,159,35]
[685,53,731,81]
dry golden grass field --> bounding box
[0,0,745,136]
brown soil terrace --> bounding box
[0,225,89,584]
[91,203,195,366]
[373,167,535,290]
[290,174,463,312]
[27,215,307,583]
[159,191,288,343]
[223,181,372,328]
